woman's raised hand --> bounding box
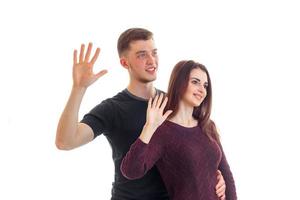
[146,93,173,129]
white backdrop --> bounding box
[1,0,299,199]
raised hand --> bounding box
[146,93,173,129]
[73,43,107,89]
[139,93,172,144]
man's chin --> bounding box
[140,77,156,83]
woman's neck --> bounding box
[169,101,198,127]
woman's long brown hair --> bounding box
[165,60,220,142]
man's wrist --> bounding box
[71,85,87,94]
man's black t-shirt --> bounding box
[81,89,168,200]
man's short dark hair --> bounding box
[117,28,153,57]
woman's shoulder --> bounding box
[153,121,173,139]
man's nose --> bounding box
[147,53,155,64]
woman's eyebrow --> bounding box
[191,77,201,82]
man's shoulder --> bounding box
[97,88,165,108]
[93,90,139,112]
[156,88,165,95]
[99,90,129,104]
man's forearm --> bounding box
[55,86,87,149]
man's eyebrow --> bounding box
[136,49,157,54]
[135,50,147,55]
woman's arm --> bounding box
[121,94,172,179]
[120,130,163,179]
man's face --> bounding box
[121,39,158,83]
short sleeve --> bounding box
[80,99,114,138]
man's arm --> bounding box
[216,170,226,200]
[55,43,107,150]
[217,145,237,200]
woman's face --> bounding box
[182,68,208,107]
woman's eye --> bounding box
[191,80,199,85]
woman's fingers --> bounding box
[160,96,168,111]
[156,93,164,108]
[150,93,171,115]
[152,94,159,108]
[163,110,173,119]
[148,97,153,111]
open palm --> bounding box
[73,43,107,88]
[146,93,173,129]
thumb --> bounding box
[163,110,173,119]
[95,69,108,79]
[216,170,221,178]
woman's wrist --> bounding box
[139,124,157,144]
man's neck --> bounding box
[127,81,156,100]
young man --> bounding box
[56,28,226,200]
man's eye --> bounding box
[138,53,146,58]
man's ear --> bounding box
[120,57,129,69]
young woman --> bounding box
[121,60,237,200]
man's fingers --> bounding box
[220,195,226,200]
[76,43,100,65]
[216,183,226,196]
[215,170,226,198]
[216,183,225,194]
[84,42,93,62]
[79,44,85,63]
[215,179,225,192]
[215,170,224,189]
[216,179,222,189]
[73,50,78,64]
[90,48,100,64]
